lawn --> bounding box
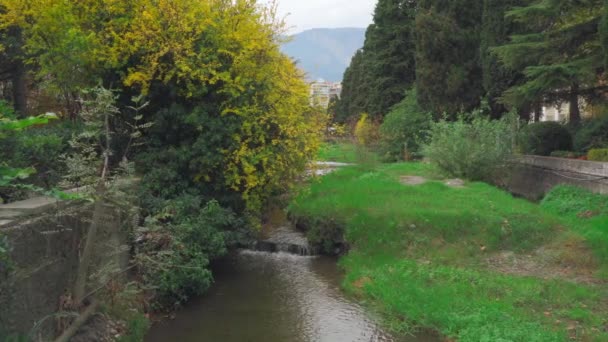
[316,141,358,163]
[289,162,608,341]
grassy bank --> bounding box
[289,162,608,341]
[317,141,358,163]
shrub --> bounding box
[136,197,246,309]
[117,313,150,342]
[0,119,76,202]
[354,113,379,147]
[422,112,515,181]
[573,116,608,152]
[520,122,572,156]
[587,148,608,162]
[379,89,432,161]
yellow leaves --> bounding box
[6,0,325,215]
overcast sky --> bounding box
[260,0,376,33]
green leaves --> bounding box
[0,166,35,187]
[0,113,57,131]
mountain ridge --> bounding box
[281,27,366,82]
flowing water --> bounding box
[146,214,438,342]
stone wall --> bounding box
[0,196,130,340]
[501,156,608,201]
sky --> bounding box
[259,0,376,33]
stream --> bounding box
[146,209,437,342]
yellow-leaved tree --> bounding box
[1,0,325,217]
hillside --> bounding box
[281,28,366,82]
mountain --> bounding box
[281,28,366,82]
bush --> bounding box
[422,112,515,181]
[520,122,572,156]
[587,148,608,162]
[136,196,247,309]
[0,120,77,202]
[354,113,379,147]
[573,116,608,152]
[379,89,431,161]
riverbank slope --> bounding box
[289,162,608,341]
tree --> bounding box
[2,0,324,218]
[493,0,606,124]
[336,0,417,122]
[480,0,526,118]
[415,0,484,116]
[365,0,418,117]
[336,49,369,123]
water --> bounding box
[146,216,437,342]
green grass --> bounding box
[317,141,358,163]
[289,163,608,341]
[542,186,608,272]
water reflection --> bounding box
[146,250,434,342]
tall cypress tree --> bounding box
[365,0,417,117]
[336,49,369,123]
[493,0,606,124]
[415,0,484,116]
[480,0,525,118]
[336,0,417,122]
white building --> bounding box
[541,99,592,122]
[310,79,342,109]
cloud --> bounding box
[260,0,375,33]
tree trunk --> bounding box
[569,84,581,124]
[533,102,543,122]
[54,300,99,342]
[12,59,28,117]
[8,26,27,116]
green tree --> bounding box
[336,0,417,122]
[336,49,369,123]
[480,0,526,118]
[415,0,484,116]
[365,0,417,117]
[493,0,606,124]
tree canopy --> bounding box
[0,0,324,217]
[335,0,417,122]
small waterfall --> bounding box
[251,225,317,256]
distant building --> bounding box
[310,79,342,109]
[541,99,592,122]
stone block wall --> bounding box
[501,156,608,201]
[0,197,130,340]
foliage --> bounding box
[116,313,150,342]
[317,142,358,164]
[335,50,370,123]
[136,197,244,308]
[0,120,79,202]
[573,116,608,152]
[336,0,417,122]
[480,0,526,118]
[520,121,573,156]
[492,0,605,122]
[379,89,431,161]
[542,185,608,268]
[354,114,379,147]
[415,0,484,115]
[422,112,516,181]
[290,163,608,340]
[1,0,325,218]
[587,148,608,161]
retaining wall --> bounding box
[501,155,608,201]
[0,196,131,340]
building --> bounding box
[541,99,592,122]
[310,79,342,109]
